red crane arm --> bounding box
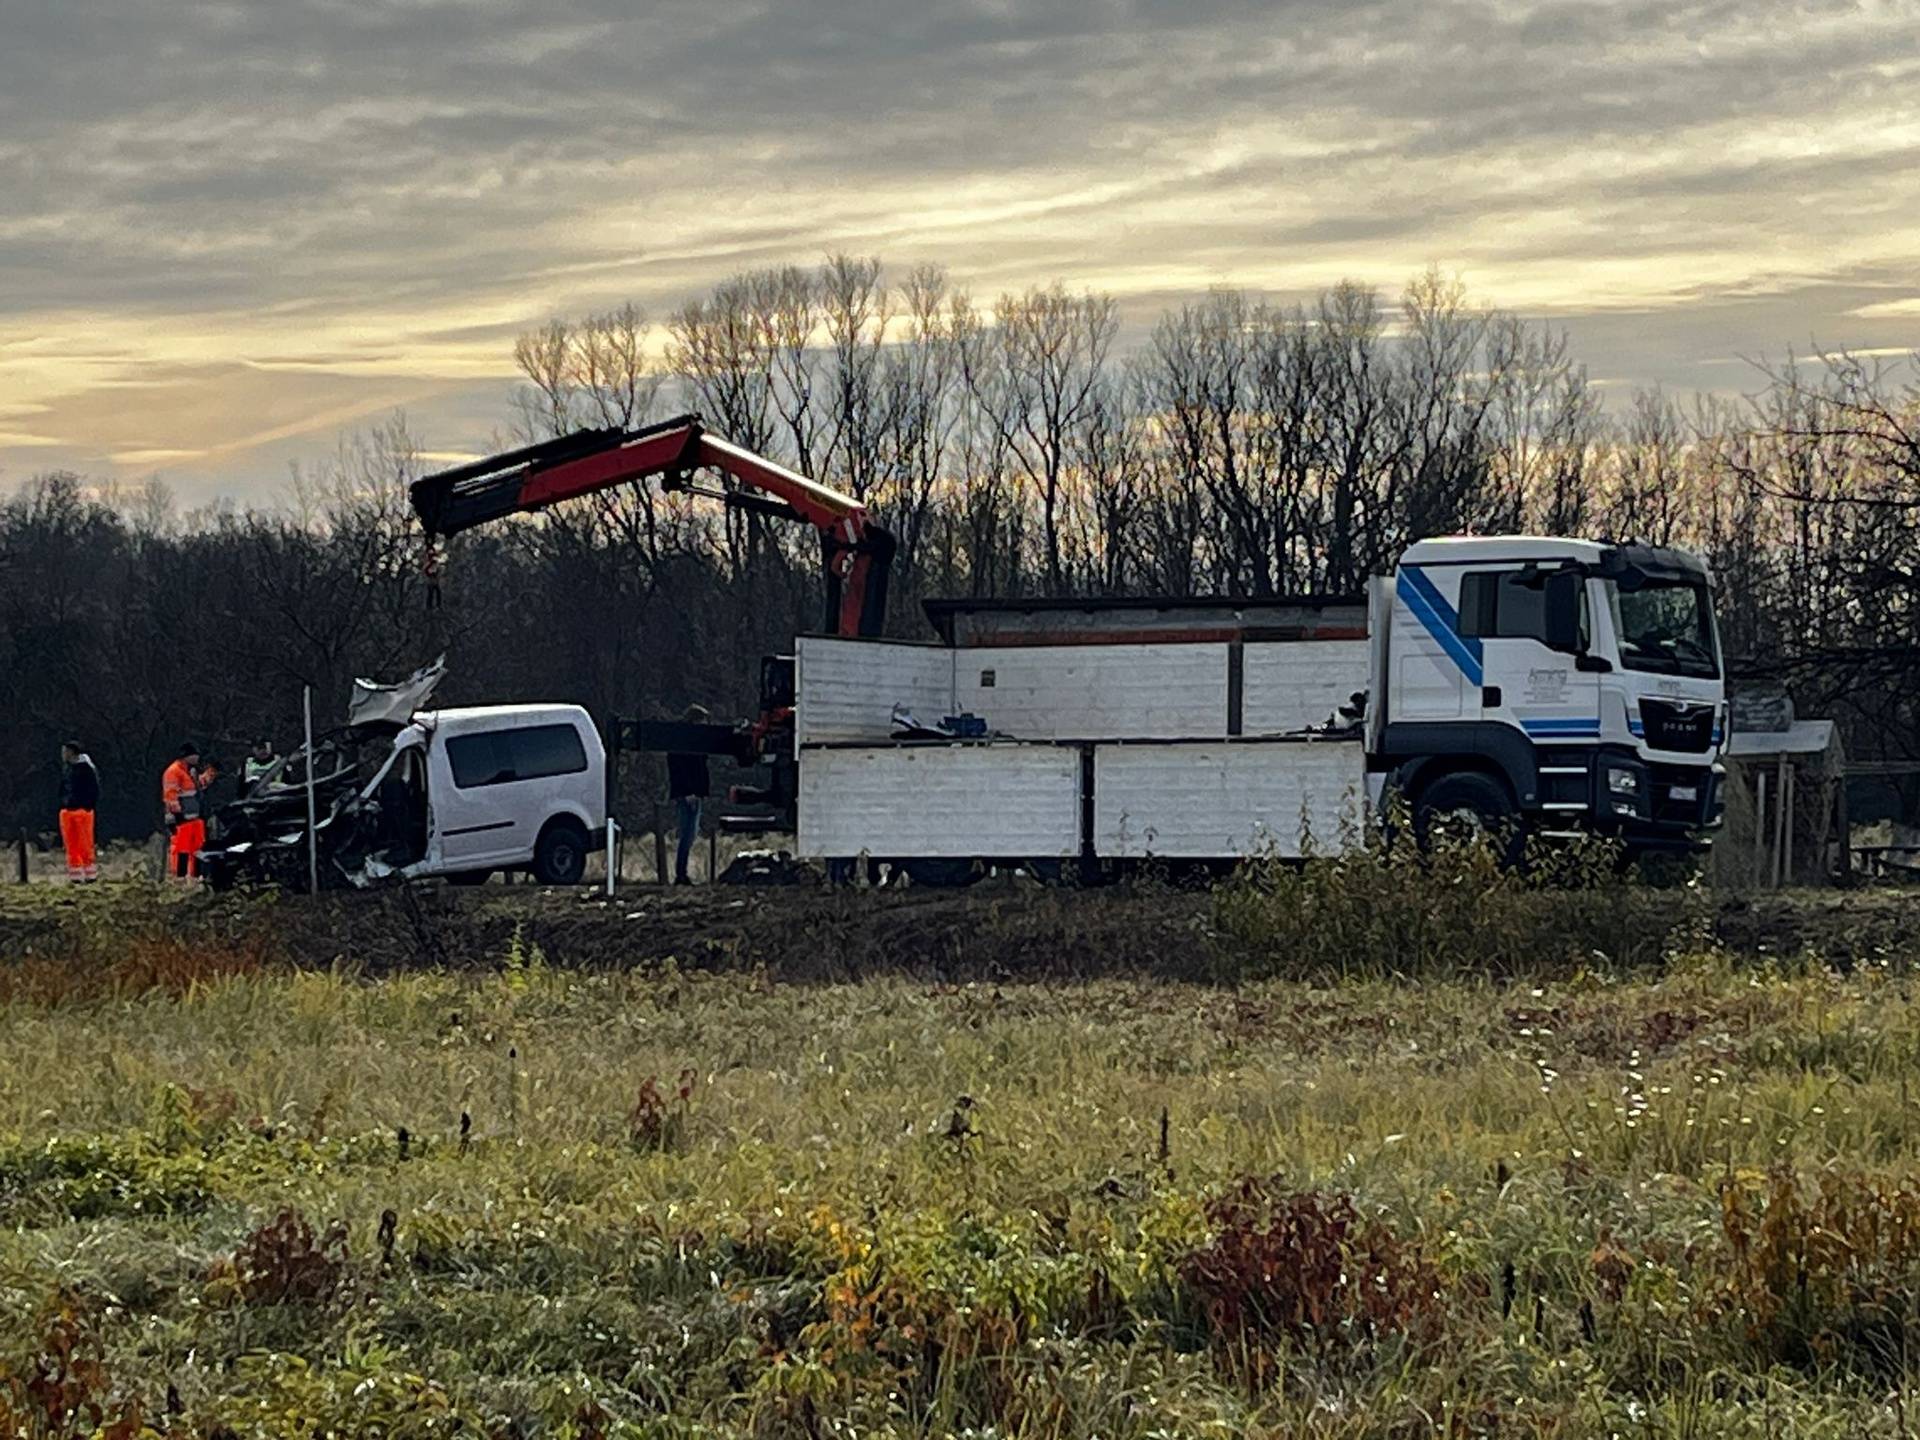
[409,413,894,637]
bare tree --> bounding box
[959,283,1119,593]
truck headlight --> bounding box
[1607,767,1640,796]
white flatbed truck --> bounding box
[788,535,1728,879]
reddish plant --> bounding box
[0,1295,143,1438]
[628,1067,697,1152]
[213,1209,349,1306]
[1178,1176,1443,1387]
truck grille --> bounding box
[1639,699,1715,753]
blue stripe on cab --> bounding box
[1395,566,1484,688]
[1522,718,1601,735]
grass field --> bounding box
[3,858,1920,1438]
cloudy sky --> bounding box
[3,0,1918,503]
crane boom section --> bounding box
[409,413,894,638]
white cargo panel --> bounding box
[1243,640,1372,734]
[798,744,1082,859]
[1092,740,1365,858]
[954,644,1229,739]
[795,637,956,745]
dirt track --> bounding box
[0,878,1218,981]
[288,880,1224,978]
[2,876,1915,981]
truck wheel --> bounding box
[1415,772,1520,857]
[532,821,589,886]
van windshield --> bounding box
[1605,578,1719,678]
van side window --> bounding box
[1458,571,1549,642]
[446,723,588,789]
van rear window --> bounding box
[446,723,588,789]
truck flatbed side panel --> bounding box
[1242,640,1372,734]
[923,593,1368,646]
[795,636,957,745]
[952,644,1231,739]
[797,745,1081,859]
[1093,740,1366,859]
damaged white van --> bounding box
[201,704,606,891]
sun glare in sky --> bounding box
[2,0,1917,500]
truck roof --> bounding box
[1399,535,1612,565]
[1399,535,1713,581]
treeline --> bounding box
[4,260,1918,839]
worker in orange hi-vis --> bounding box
[161,742,217,881]
[58,740,100,883]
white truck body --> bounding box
[788,535,1725,869]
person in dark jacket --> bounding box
[58,740,100,883]
[667,705,710,884]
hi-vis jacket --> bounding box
[162,759,211,822]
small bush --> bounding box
[209,1209,349,1307]
[1213,818,1697,979]
[628,1067,697,1152]
[0,1294,143,1439]
[1176,1176,1444,1388]
[1714,1168,1920,1372]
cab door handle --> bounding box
[1482,686,1502,707]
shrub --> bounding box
[628,1068,698,1153]
[209,1209,350,1307]
[1714,1168,1920,1372]
[1176,1176,1444,1388]
[0,1294,142,1439]
[1212,816,1697,980]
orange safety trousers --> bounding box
[59,809,97,882]
[170,818,205,879]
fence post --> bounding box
[15,828,26,884]
[652,804,667,884]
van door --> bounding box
[1456,569,1600,745]
[432,731,526,869]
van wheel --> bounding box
[532,821,589,885]
[1415,772,1521,859]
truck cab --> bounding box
[1378,536,1725,853]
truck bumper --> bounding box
[1536,747,1723,853]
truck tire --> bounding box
[1415,772,1521,857]
[532,821,589,886]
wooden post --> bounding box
[1753,771,1767,892]
[1774,768,1789,890]
[1771,757,1789,890]
[1836,772,1851,881]
[652,804,667,884]
[707,827,717,884]
[14,828,26,884]
[303,685,320,895]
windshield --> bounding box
[1605,578,1719,678]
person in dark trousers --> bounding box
[667,704,710,884]
[58,740,100,883]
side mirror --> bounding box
[1542,571,1583,653]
